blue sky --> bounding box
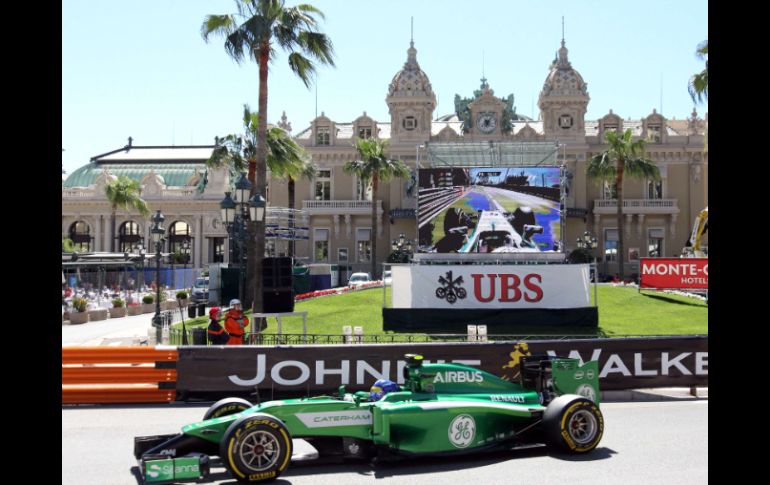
[62,0,708,176]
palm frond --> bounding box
[287,52,316,87]
[200,15,235,41]
[298,30,336,66]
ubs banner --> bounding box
[392,264,591,309]
[640,258,708,290]
[176,336,707,395]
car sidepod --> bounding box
[370,397,545,454]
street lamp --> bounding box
[181,239,191,288]
[150,210,166,328]
[221,173,267,306]
[134,242,146,301]
[576,231,599,306]
[390,233,413,263]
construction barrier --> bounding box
[62,346,178,405]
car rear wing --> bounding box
[520,355,601,405]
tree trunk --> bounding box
[615,161,625,281]
[111,207,117,252]
[288,176,295,258]
[251,43,271,316]
[371,175,378,279]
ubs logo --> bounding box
[435,271,467,304]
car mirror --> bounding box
[338,385,346,399]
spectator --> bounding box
[206,307,229,345]
[224,299,249,345]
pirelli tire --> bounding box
[203,397,253,421]
[543,395,604,454]
[220,413,293,483]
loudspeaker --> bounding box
[263,289,294,313]
[262,257,293,291]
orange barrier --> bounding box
[62,346,178,405]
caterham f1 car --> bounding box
[134,354,604,483]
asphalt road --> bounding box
[62,400,707,485]
[62,310,184,346]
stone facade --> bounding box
[62,36,707,280]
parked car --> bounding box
[348,272,372,288]
[383,270,392,285]
[191,277,209,303]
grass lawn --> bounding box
[175,285,707,337]
[596,286,708,336]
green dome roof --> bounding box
[63,162,204,188]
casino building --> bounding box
[62,35,707,281]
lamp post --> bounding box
[390,233,413,263]
[221,173,267,305]
[576,231,599,306]
[150,210,166,328]
[134,243,146,292]
[181,239,191,288]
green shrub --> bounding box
[142,294,155,304]
[112,298,125,308]
[72,297,88,313]
[176,290,188,300]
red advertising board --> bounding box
[640,258,708,289]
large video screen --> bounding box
[417,167,562,253]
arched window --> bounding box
[169,221,192,263]
[118,221,142,253]
[69,221,92,252]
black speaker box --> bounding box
[262,257,293,291]
[263,289,294,313]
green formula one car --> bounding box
[134,354,604,483]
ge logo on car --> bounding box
[448,414,476,448]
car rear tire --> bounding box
[203,398,252,421]
[220,413,293,483]
[543,395,603,454]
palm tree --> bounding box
[344,138,410,279]
[104,176,150,252]
[688,40,708,152]
[202,0,335,312]
[207,105,313,298]
[688,41,708,104]
[587,129,660,281]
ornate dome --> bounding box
[541,40,588,97]
[388,41,434,97]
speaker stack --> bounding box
[262,257,294,313]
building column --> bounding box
[103,215,110,251]
[195,215,203,268]
[202,237,210,266]
[94,216,102,252]
[625,214,633,237]
[637,214,645,237]
[669,214,677,240]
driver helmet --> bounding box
[369,379,399,401]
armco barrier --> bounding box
[62,346,177,404]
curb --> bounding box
[602,387,708,402]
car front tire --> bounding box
[220,413,293,483]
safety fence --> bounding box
[166,330,607,346]
[62,346,178,404]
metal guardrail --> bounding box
[164,330,670,346]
